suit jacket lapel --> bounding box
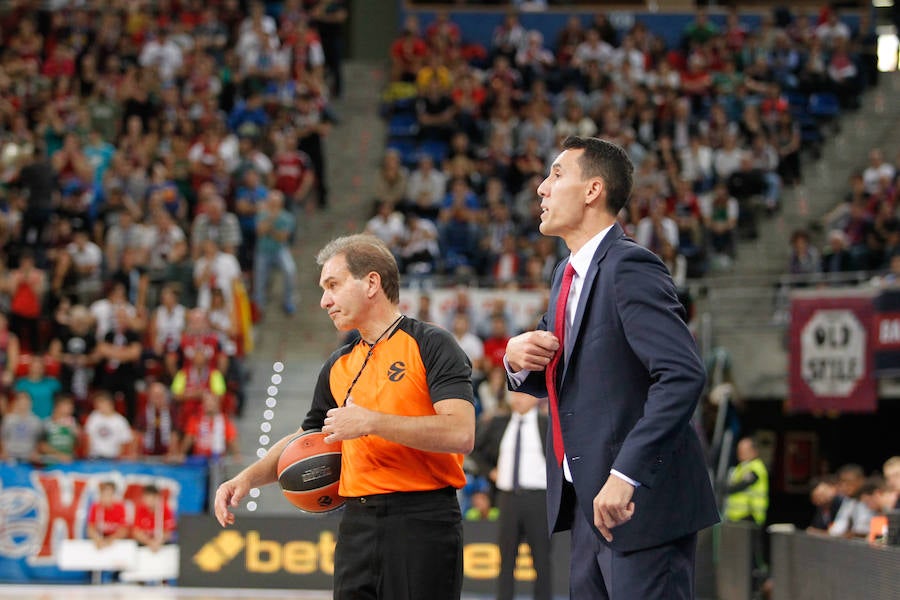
[561,223,624,382]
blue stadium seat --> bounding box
[386,138,417,167]
[417,140,448,164]
[808,93,840,119]
[388,113,419,138]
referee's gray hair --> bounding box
[316,234,400,303]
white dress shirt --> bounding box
[506,224,641,488]
[496,408,547,492]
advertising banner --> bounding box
[0,460,207,582]
[789,292,877,413]
[179,514,570,594]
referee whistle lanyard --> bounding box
[341,314,404,407]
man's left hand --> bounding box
[322,398,373,443]
[593,475,635,542]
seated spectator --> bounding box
[821,230,855,275]
[178,391,239,461]
[373,149,408,208]
[14,355,62,420]
[365,200,407,264]
[808,475,843,532]
[149,284,187,370]
[788,229,822,282]
[635,198,679,256]
[207,289,239,359]
[0,312,21,394]
[400,213,440,279]
[0,391,42,463]
[829,464,876,538]
[450,313,485,382]
[859,477,899,544]
[862,148,895,196]
[135,382,181,459]
[131,484,177,552]
[416,78,456,145]
[86,481,129,549]
[94,306,142,423]
[171,344,227,429]
[477,365,509,422]
[55,227,103,303]
[482,315,512,370]
[90,282,137,341]
[464,490,499,522]
[104,209,150,274]
[38,395,80,465]
[885,456,900,506]
[84,391,133,460]
[700,183,739,265]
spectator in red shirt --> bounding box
[272,129,315,213]
[178,391,239,460]
[390,16,428,82]
[131,484,176,552]
[482,314,512,369]
[87,481,129,549]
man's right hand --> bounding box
[214,476,250,527]
[505,330,560,373]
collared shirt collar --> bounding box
[567,223,615,278]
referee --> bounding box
[215,234,476,600]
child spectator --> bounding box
[0,391,42,463]
[131,484,176,551]
[178,391,239,461]
[39,395,80,464]
[86,481,129,549]
[84,391,133,460]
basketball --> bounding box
[277,429,344,513]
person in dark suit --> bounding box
[505,136,719,599]
[472,391,551,600]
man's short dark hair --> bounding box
[562,136,634,216]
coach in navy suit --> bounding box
[505,136,719,599]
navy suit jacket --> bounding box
[514,223,720,553]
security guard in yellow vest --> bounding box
[725,437,769,526]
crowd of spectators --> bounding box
[378,5,874,290]
[0,0,347,465]
[785,146,900,286]
[807,457,900,545]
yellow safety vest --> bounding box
[725,457,769,526]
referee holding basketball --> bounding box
[215,234,476,600]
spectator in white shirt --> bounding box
[862,148,896,196]
[193,239,241,311]
[84,391,133,459]
[406,154,447,213]
[365,201,407,260]
[138,30,184,83]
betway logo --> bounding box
[193,530,336,574]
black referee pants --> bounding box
[333,487,463,600]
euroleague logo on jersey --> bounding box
[387,361,406,382]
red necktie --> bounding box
[546,262,576,465]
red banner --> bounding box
[789,293,877,413]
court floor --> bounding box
[0,585,498,599]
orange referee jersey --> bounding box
[303,317,474,497]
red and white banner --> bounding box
[789,292,877,413]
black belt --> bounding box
[347,486,456,507]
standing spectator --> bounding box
[725,437,770,526]
[16,147,56,247]
[131,484,177,551]
[821,230,855,275]
[5,251,46,352]
[254,190,298,316]
[0,392,42,463]
[190,196,242,259]
[178,391,239,460]
[194,239,242,312]
[94,307,142,423]
[171,346,227,429]
[234,168,269,269]
[139,29,184,83]
[84,392,133,460]
[57,228,103,303]
[38,395,80,465]
[293,91,333,209]
[472,390,551,600]
[86,481,129,549]
[136,382,180,459]
[149,284,186,369]
[307,0,348,98]
[272,129,315,213]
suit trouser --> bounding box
[570,483,697,600]
[496,489,552,600]
[333,486,463,600]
